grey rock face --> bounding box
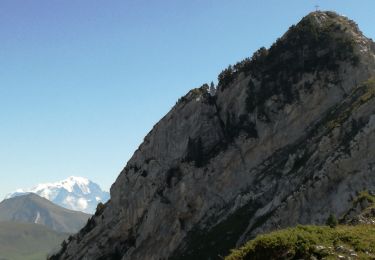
[51,11,375,260]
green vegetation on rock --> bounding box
[218,11,361,122]
[226,192,375,260]
[226,224,375,260]
[326,79,375,130]
[326,214,338,228]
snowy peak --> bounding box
[60,176,91,193]
[6,176,110,214]
[31,176,92,196]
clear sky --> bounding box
[0,0,374,199]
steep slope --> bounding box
[0,194,90,233]
[51,11,375,260]
[6,176,110,214]
[0,221,67,260]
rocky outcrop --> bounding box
[50,11,375,260]
[341,191,375,225]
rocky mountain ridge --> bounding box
[51,11,375,260]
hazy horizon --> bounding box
[1,0,375,199]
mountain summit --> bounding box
[6,176,109,214]
[50,11,375,259]
[0,193,90,233]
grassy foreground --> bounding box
[227,191,375,260]
[225,224,375,260]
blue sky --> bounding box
[0,0,374,199]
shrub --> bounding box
[326,213,338,228]
[226,224,375,260]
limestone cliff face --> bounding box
[50,11,375,260]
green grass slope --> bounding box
[225,224,375,260]
[0,221,67,260]
[226,192,375,260]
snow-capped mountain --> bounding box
[5,176,110,214]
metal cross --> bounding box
[315,5,320,11]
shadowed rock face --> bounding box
[50,11,375,260]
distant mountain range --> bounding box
[0,193,91,259]
[6,176,110,214]
[0,221,68,260]
[0,193,90,233]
